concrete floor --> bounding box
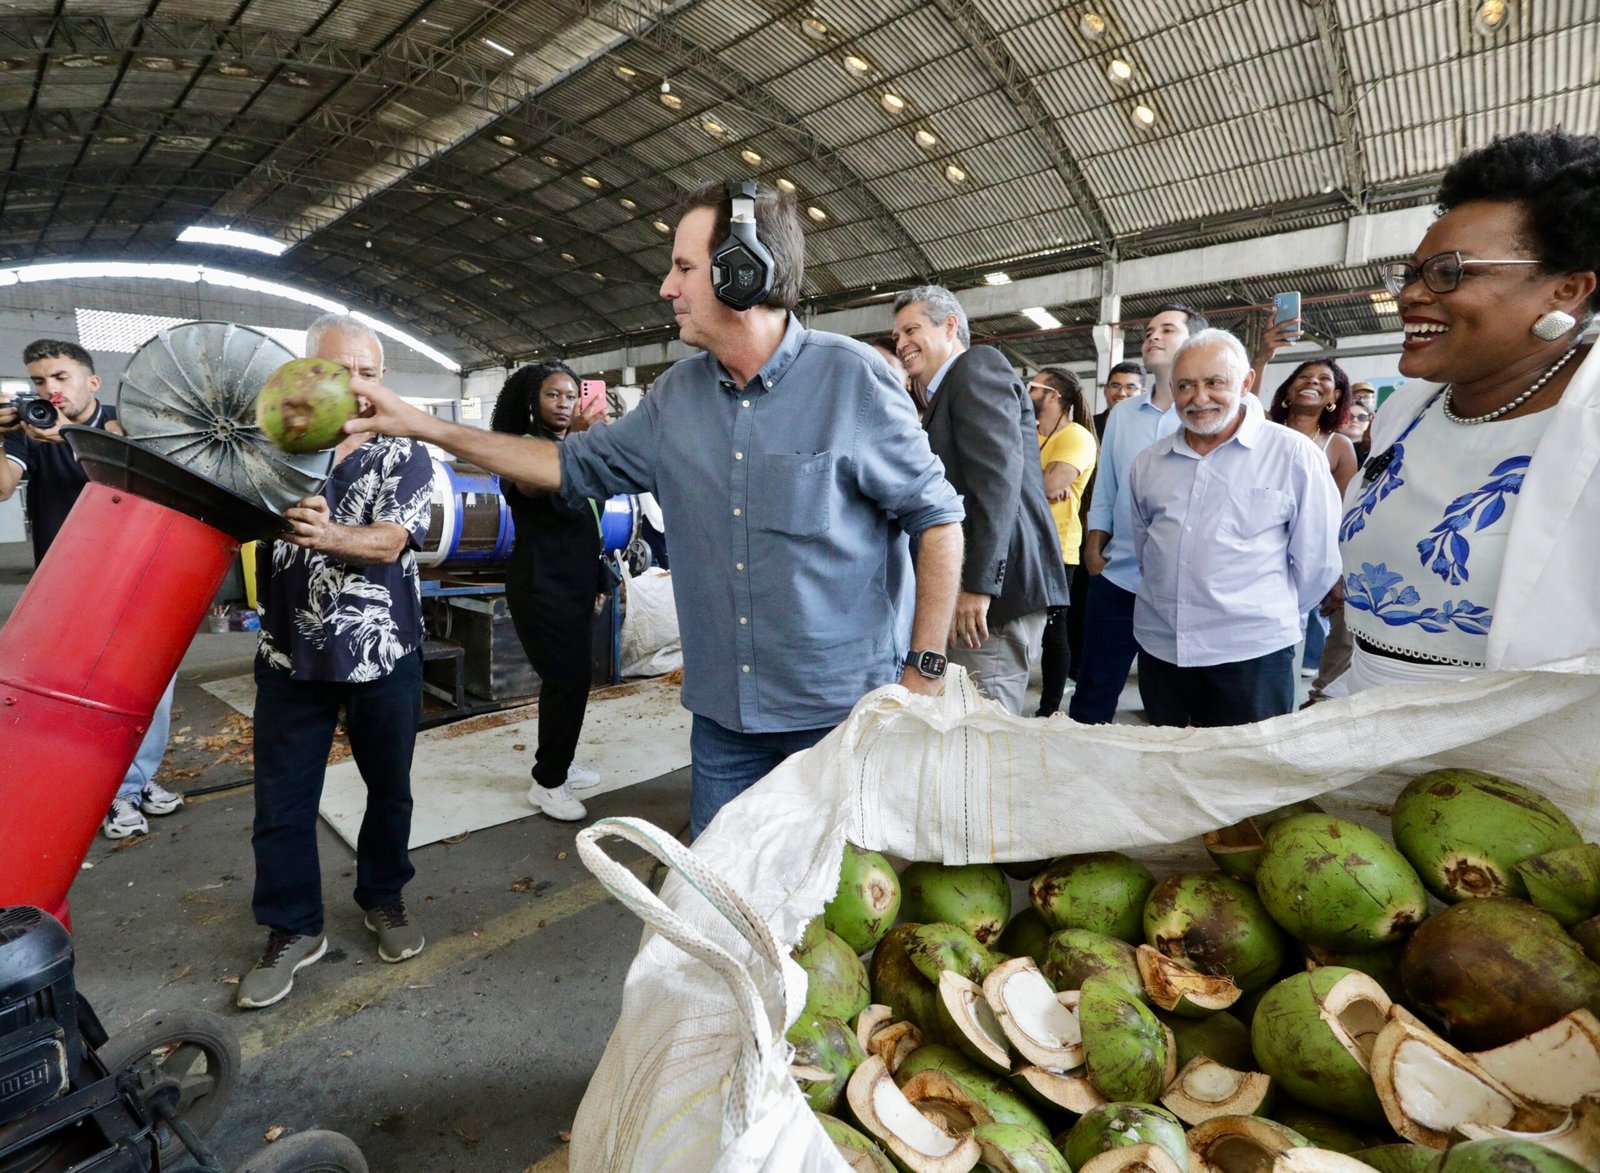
[3,540,686,1172]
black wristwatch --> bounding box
[906,650,948,679]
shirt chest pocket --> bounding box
[752,451,834,537]
[1222,486,1293,541]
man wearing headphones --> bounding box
[348,180,965,837]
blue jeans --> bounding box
[251,652,422,936]
[1303,608,1329,670]
[1067,575,1141,724]
[1137,646,1296,728]
[689,715,831,839]
[117,674,176,800]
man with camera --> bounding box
[0,339,184,838]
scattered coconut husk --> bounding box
[846,1055,981,1172]
[1077,1143,1185,1173]
[1160,1056,1272,1125]
[1454,1094,1600,1168]
[1137,945,1242,1016]
[855,1005,895,1052]
[1013,1065,1107,1115]
[1370,1006,1554,1149]
[1469,1010,1600,1110]
[982,957,1084,1072]
[867,1020,923,1074]
[900,1069,994,1134]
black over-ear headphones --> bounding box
[711,179,775,311]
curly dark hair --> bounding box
[489,360,579,440]
[1268,358,1351,434]
[1438,130,1600,310]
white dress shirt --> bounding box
[1129,405,1342,667]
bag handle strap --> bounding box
[576,817,789,1137]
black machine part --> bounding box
[0,908,80,1126]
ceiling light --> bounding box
[217,62,254,77]
[1079,12,1108,38]
[580,175,603,188]
[806,205,827,222]
[776,177,798,193]
[615,64,638,80]
[740,147,763,165]
[452,198,473,210]
[984,272,1011,286]
[944,163,967,184]
[492,215,510,226]
[100,135,135,145]
[60,55,98,69]
[914,128,938,149]
[591,272,606,281]
[493,133,518,147]
[1473,0,1511,33]
[560,252,577,263]
[527,233,545,244]
[482,37,516,57]
[1369,291,1399,314]
[652,219,671,234]
[618,197,638,210]
[880,92,905,115]
[282,72,311,87]
[843,54,872,76]
[800,16,830,40]
[489,276,513,289]
[1132,104,1157,129]
[702,118,726,137]
[1022,306,1063,330]
[659,92,683,109]
[1107,58,1132,83]
[139,56,178,71]
[540,154,560,167]
[177,225,289,256]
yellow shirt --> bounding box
[1038,421,1097,565]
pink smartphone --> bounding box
[579,379,607,414]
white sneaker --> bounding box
[529,781,587,822]
[140,781,185,816]
[103,797,149,839]
[566,763,602,792]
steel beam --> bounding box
[1304,0,1372,212]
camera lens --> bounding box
[22,398,58,429]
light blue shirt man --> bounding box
[1129,405,1342,666]
[1084,391,1181,592]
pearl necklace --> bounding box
[1441,343,1581,425]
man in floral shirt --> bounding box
[238,314,434,1010]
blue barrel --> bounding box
[419,459,514,568]
[599,495,639,555]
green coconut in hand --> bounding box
[256,357,357,453]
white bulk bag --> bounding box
[572,657,1600,1171]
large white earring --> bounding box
[1532,310,1577,341]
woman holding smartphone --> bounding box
[491,362,605,822]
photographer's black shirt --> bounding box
[2,403,117,565]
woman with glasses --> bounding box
[1026,367,1097,717]
[490,362,607,822]
[1339,401,1374,465]
[1332,129,1600,695]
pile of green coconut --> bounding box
[790,768,1600,1172]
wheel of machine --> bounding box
[95,1008,241,1167]
[236,1130,369,1173]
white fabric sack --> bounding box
[619,566,682,678]
[571,657,1600,1171]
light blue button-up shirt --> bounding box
[1084,390,1181,592]
[1128,406,1342,667]
[558,315,964,733]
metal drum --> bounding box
[418,458,514,569]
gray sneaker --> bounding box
[236,930,327,1010]
[364,901,425,963]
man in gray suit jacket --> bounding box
[892,285,1069,713]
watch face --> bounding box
[916,651,947,677]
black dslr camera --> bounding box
[5,391,59,430]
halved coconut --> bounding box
[901,1069,994,1134]
[1137,945,1242,1017]
[1078,1143,1185,1173]
[1318,970,1392,1071]
[1013,1065,1107,1114]
[1187,1115,1309,1172]
[846,1055,982,1172]
[869,1020,923,1074]
[1160,1056,1272,1126]
[1370,1007,1552,1149]
[983,957,1084,1071]
[856,1004,896,1051]
[1454,1094,1600,1168]
[1470,1011,1600,1110]
[938,969,1011,1073]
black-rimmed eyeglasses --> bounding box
[1380,251,1542,297]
